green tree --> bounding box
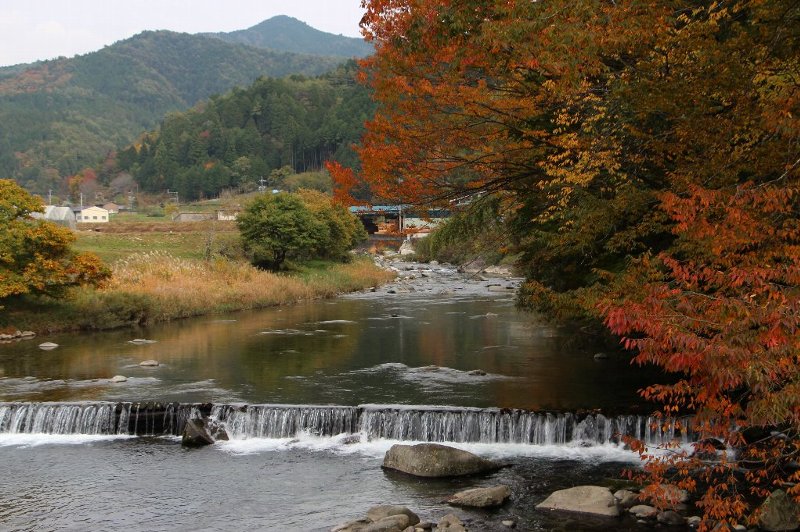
[237,192,322,270]
[296,189,366,260]
[0,180,110,306]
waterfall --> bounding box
[0,401,693,446]
[211,404,361,439]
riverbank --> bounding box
[0,253,394,334]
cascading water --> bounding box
[0,401,693,447]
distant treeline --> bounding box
[0,29,345,193]
[114,63,373,201]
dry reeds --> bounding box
[1,253,394,333]
[108,251,316,319]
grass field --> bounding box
[4,214,394,333]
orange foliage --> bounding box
[356,0,800,526]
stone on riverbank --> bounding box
[366,506,420,526]
[657,510,686,526]
[435,514,466,531]
[332,506,419,532]
[613,489,639,508]
[536,485,620,517]
[629,504,657,519]
[382,443,503,477]
[364,514,410,532]
[447,485,511,508]
[758,490,800,532]
[331,519,372,532]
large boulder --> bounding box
[447,485,511,508]
[181,418,215,448]
[536,485,620,517]
[382,443,502,477]
[758,490,800,531]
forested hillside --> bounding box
[114,63,373,201]
[0,28,351,193]
[206,15,372,58]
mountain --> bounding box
[205,15,373,58]
[114,62,373,202]
[0,25,357,193]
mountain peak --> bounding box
[207,15,372,58]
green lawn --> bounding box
[74,229,240,263]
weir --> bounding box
[0,402,692,446]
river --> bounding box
[0,261,672,531]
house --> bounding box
[349,205,449,235]
[76,206,110,223]
[31,206,77,230]
[102,202,121,214]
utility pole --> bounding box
[48,189,52,205]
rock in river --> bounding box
[536,485,620,517]
[382,443,502,478]
[38,342,58,350]
[366,505,419,526]
[110,375,128,383]
[447,485,511,508]
[139,360,159,367]
[181,418,216,448]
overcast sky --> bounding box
[0,0,366,67]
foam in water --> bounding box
[0,433,133,447]
[0,401,694,459]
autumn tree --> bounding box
[0,179,110,307]
[346,0,800,526]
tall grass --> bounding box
[2,253,394,333]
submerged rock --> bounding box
[447,485,511,508]
[139,360,159,367]
[110,375,128,383]
[536,485,620,517]
[382,443,502,477]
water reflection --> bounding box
[0,293,657,411]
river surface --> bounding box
[0,261,669,531]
